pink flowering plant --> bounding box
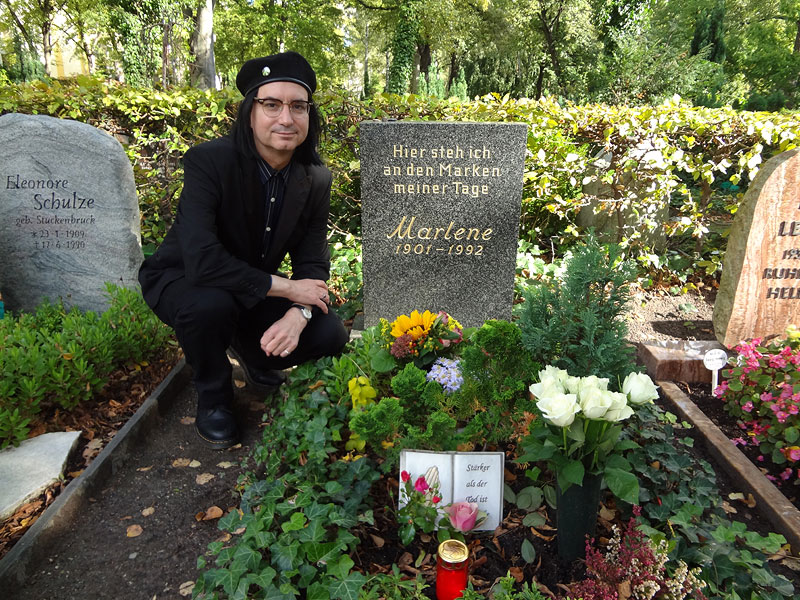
[397,470,487,545]
[397,469,451,545]
[715,331,800,480]
[570,508,707,600]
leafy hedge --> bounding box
[2,77,799,270]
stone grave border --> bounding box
[0,359,189,587]
[659,381,800,551]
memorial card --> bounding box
[399,449,504,531]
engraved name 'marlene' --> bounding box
[386,216,493,241]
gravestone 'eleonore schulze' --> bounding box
[0,114,143,314]
[360,121,528,328]
[713,148,800,347]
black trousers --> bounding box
[149,277,349,409]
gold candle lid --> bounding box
[438,539,469,564]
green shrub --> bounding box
[518,236,637,385]
[449,320,539,444]
[0,284,174,447]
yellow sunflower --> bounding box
[390,309,437,341]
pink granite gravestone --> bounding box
[713,148,800,347]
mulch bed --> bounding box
[5,350,800,596]
[353,452,600,598]
[0,348,181,560]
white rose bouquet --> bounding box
[519,366,659,504]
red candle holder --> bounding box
[436,539,469,600]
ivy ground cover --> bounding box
[193,324,797,600]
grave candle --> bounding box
[436,539,469,600]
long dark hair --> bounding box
[231,87,322,166]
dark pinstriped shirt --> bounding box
[256,158,291,259]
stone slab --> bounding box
[360,121,527,327]
[0,359,189,587]
[0,431,81,521]
[637,340,727,384]
[0,113,143,314]
[713,148,800,347]
[659,381,800,553]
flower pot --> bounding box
[555,473,603,561]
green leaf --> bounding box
[516,486,543,511]
[306,582,329,600]
[248,566,277,590]
[271,540,300,571]
[327,554,355,580]
[325,481,344,494]
[281,511,308,533]
[604,467,639,505]
[560,459,585,486]
[306,541,344,565]
[521,539,536,563]
[370,348,396,373]
[297,519,327,543]
[784,427,799,444]
[328,572,367,600]
[504,484,517,503]
[399,522,416,546]
[604,454,631,470]
[232,544,263,572]
[522,512,546,528]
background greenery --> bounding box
[1,77,798,290]
[2,1,799,111]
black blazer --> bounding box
[139,136,332,310]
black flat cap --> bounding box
[236,51,316,97]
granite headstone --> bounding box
[713,148,800,347]
[0,114,143,313]
[360,121,527,327]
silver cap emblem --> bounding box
[261,66,271,77]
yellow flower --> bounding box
[390,310,436,340]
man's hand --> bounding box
[268,276,329,313]
[260,308,307,358]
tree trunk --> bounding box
[534,60,546,99]
[2,0,38,55]
[162,17,169,86]
[794,19,800,54]
[418,42,431,80]
[75,26,95,73]
[537,3,564,92]
[40,21,52,75]
[190,0,216,90]
[446,52,459,93]
[362,21,370,96]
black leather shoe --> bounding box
[227,346,287,393]
[195,406,239,449]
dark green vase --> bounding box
[555,473,603,561]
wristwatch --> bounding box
[291,303,312,321]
